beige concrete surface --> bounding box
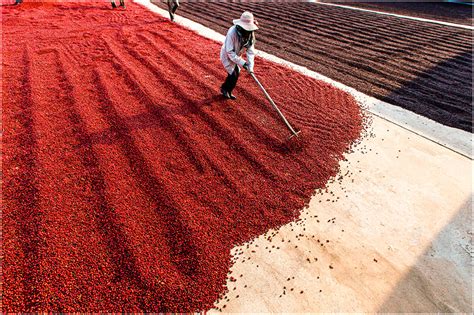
[210,115,473,313]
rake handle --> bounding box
[249,72,300,137]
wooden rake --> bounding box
[249,72,301,139]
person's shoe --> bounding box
[228,93,237,100]
[221,87,230,99]
[111,2,117,8]
[169,12,175,22]
[120,1,125,8]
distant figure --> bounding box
[220,11,258,100]
[111,0,125,9]
[167,0,179,22]
[15,0,22,4]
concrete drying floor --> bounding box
[210,115,472,313]
[138,1,473,312]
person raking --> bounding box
[167,0,180,22]
[220,11,258,100]
[111,0,125,9]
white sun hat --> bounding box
[233,11,259,31]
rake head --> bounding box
[289,129,301,139]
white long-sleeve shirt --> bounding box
[220,25,255,74]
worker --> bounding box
[111,0,125,9]
[220,11,258,100]
[167,0,179,22]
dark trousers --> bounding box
[221,66,240,94]
[168,0,179,18]
[168,0,179,11]
[111,0,124,6]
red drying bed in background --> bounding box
[2,2,362,312]
[344,1,473,26]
